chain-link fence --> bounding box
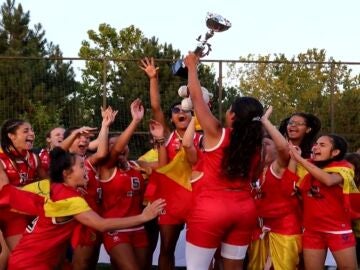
[0,56,359,156]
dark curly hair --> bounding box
[279,112,321,158]
[221,97,264,179]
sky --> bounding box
[19,0,360,65]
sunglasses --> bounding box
[287,121,307,127]
[171,107,191,114]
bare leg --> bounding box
[332,246,357,270]
[72,244,101,270]
[0,232,10,270]
[303,248,327,270]
[144,217,159,269]
[222,258,244,270]
[109,243,140,270]
[158,224,183,270]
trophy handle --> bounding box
[172,12,231,78]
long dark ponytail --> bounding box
[221,97,264,179]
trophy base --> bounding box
[172,60,188,79]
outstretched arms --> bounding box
[75,198,166,232]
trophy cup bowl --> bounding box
[172,12,231,78]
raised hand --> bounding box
[149,119,165,139]
[289,141,302,162]
[75,126,98,138]
[130,98,144,122]
[261,106,273,122]
[139,57,159,79]
[101,106,118,127]
[183,52,200,70]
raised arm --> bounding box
[149,119,168,167]
[102,99,144,170]
[183,53,222,147]
[60,126,97,151]
[139,57,170,136]
[261,106,290,175]
[182,117,198,165]
[289,142,343,186]
[75,198,166,232]
[87,106,118,166]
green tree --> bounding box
[0,0,81,146]
[78,23,219,156]
[227,48,360,149]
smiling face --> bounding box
[47,127,65,149]
[311,136,339,161]
[171,105,192,131]
[286,115,311,143]
[69,134,90,156]
[8,122,35,151]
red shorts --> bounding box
[103,228,148,252]
[158,210,187,225]
[303,229,356,252]
[71,224,101,248]
[0,209,31,237]
[186,189,257,248]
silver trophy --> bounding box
[172,12,232,78]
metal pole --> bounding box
[102,58,107,108]
[329,62,335,133]
[218,60,223,120]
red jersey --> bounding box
[39,148,50,172]
[8,183,90,270]
[253,166,302,234]
[0,150,39,186]
[299,161,352,232]
[84,159,101,213]
[100,162,145,220]
[198,128,259,191]
[165,131,202,161]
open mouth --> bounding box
[178,115,186,122]
[78,144,87,151]
[25,139,34,148]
